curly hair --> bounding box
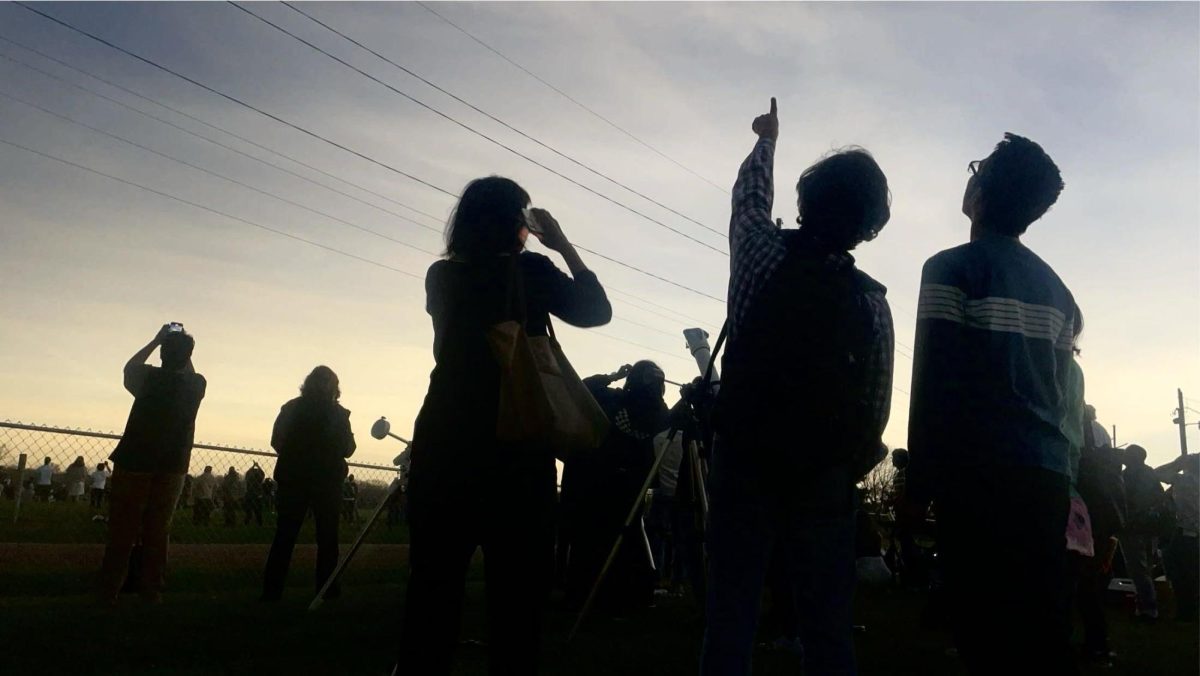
[795,147,891,251]
[300,365,341,402]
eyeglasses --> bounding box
[968,160,982,176]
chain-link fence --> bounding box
[0,420,409,596]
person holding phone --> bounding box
[399,176,612,674]
[99,324,206,605]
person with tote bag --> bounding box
[399,176,612,675]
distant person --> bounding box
[65,456,88,503]
[1122,444,1168,622]
[1156,454,1199,622]
[262,477,277,514]
[99,324,206,605]
[33,457,53,502]
[906,133,1075,673]
[179,473,192,509]
[562,361,669,613]
[1084,405,1112,449]
[703,98,894,676]
[399,176,611,674]
[342,474,359,524]
[221,467,244,527]
[244,462,266,527]
[89,462,111,509]
[192,466,217,526]
[261,366,356,602]
[887,448,922,588]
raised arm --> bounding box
[729,98,787,337]
[123,326,168,397]
[527,210,613,328]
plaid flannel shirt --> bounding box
[728,137,895,441]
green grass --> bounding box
[0,498,409,545]
[1,546,1196,676]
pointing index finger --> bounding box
[770,97,777,116]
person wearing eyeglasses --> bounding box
[904,134,1076,674]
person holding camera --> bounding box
[702,99,895,676]
[261,365,356,601]
[99,323,206,605]
[399,176,611,674]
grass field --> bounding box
[2,540,1197,676]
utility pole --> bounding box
[1176,389,1189,456]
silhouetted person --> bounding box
[99,324,205,605]
[89,462,111,509]
[221,467,243,527]
[562,361,669,614]
[244,462,266,527]
[1122,444,1166,621]
[399,176,611,674]
[906,133,1077,675]
[261,366,356,602]
[342,474,359,524]
[887,448,922,588]
[192,466,216,525]
[1156,454,1199,622]
[64,456,87,502]
[262,477,277,513]
[703,98,894,676]
[33,457,53,502]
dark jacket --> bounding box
[271,397,356,485]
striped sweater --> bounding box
[907,234,1077,499]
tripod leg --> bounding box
[309,478,400,611]
[569,428,678,641]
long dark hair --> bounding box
[444,176,530,258]
[300,365,340,402]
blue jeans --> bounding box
[701,437,857,676]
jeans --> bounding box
[90,487,106,509]
[936,466,1076,676]
[1122,533,1159,618]
[262,478,341,599]
[98,467,185,601]
[701,437,858,676]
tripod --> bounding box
[309,417,410,612]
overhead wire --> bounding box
[0,40,444,232]
[0,88,441,256]
[12,1,460,199]
[10,6,730,307]
[0,137,424,279]
[230,2,730,256]
[282,1,726,238]
[414,0,729,196]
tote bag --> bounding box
[486,258,608,459]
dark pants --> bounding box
[1069,553,1110,655]
[243,495,263,526]
[399,452,556,676]
[1167,533,1199,621]
[192,498,213,525]
[34,484,51,502]
[90,487,106,509]
[701,438,858,676]
[98,468,185,601]
[262,478,341,600]
[936,466,1077,676]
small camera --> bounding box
[166,322,184,333]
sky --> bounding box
[0,1,1197,469]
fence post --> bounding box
[13,453,27,523]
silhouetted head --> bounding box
[1124,444,1148,466]
[624,360,666,401]
[43,457,50,465]
[300,366,341,403]
[444,176,531,258]
[96,463,105,471]
[891,448,910,469]
[160,331,195,370]
[1071,306,1084,355]
[348,474,356,482]
[72,456,84,467]
[963,133,1063,237]
[228,467,236,475]
[1084,404,1097,423]
[795,148,890,252]
[204,466,213,473]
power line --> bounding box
[231,2,729,257]
[0,89,439,256]
[283,1,726,240]
[0,41,443,233]
[13,2,460,199]
[605,286,719,331]
[0,136,424,279]
[573,244,725,303]
[12,6,731,307]
[415,1,729,196]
